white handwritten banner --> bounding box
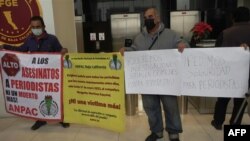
[0,51,62,121]
[124,50,182,95]
[181,47,249,98]
[124,48,249,98]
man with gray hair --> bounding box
[120,7,188,141]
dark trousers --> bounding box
[213,97,247,125]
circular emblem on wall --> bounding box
[0,0,42,45]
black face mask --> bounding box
[144,19,156,31]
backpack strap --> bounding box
[148,30,164,50]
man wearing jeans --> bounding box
[120,7,188,141]
[1,16,70,130]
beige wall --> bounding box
[52,0,78,53]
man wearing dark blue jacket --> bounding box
[1,16,69,130]
[3,16,62,53]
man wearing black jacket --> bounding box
[211,7,250,130]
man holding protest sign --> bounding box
[0,16,69,130]
[120,7,189,141]
[211,7,250,130]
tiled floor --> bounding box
[0,103,249,141]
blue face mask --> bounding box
[31,28,43,36]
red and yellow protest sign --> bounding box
[0,0,42,45]
[0,50,62,121]
[63,53,125,132]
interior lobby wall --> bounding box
[52,0,78,53]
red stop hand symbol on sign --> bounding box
[1,53,20,76]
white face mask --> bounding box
[31,28,43,36]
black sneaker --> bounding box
[211,120,222,130]
[145,132,163,141]
[169,133,180,141]
[59,122,70,128]
[31,121,47,130]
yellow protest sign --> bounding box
[63,53,125,132]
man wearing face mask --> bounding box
[0,16,70,130]
[2,16,62,52]
[120,8,188,141]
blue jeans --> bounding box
[142,94,183,134]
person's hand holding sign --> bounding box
[0,44,4,50]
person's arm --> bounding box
[119,38,138,56]
[177,42,186,53]
[61,48,68,55]
[3,44,28,52]
[240,43,249,50]
[119,44,137,56]
[119,47,126,56]
[52,36,63,52]
[2,38,29,52]
[215,32,223,47]
[0,44,4,50]
[171,31,190,53]
[175,34,190,53]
